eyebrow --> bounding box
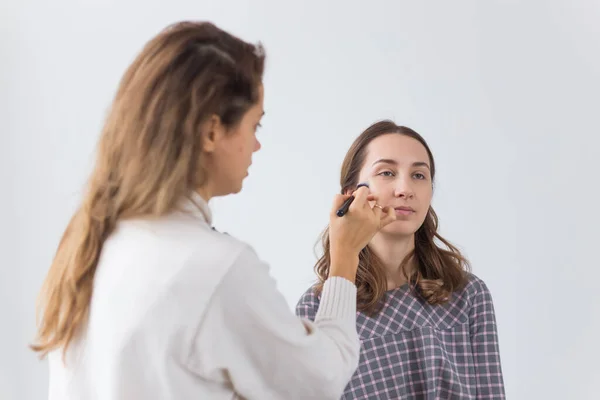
[371,158,430,170]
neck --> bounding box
[368,233,415,290]
[196,185,213,202]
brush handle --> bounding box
[335,183,369,217]
[336,196,355,217]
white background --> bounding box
[2,1,599,399]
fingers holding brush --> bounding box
[331,194,353,218]
[378,205,397,228]
[347,185,370,213]
[335,183,374,217]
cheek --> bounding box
[244,132,256,153]
[418,186,433,215]
[418,182,433,200]
[368,181,391,199]
[233,134,251,156]
[369,187,392,208]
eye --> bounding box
[413,172,426,180]
[377,170,395,177]
[255,123,262,130]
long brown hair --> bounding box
[314,120,470,314]
[30,21,266,358]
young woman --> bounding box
[30,22,396,399]
[297,120,506,399]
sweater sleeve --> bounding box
[187,246,360,400]
[469,278,506,399]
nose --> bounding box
[254,138,261,152]
[394,178,415,199]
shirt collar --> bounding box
[181,191,213,226]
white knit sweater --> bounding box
[47,192,360,399]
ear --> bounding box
[201,115,226,153]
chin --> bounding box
[229,184,243,195]
[214,181,243,197]
[233,178,246,193]
[381,221,419,237]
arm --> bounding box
[469,279,506,399]
[188,246,360,400]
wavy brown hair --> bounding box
[30,21,265,359]
[314,120,470,314]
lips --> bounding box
[394,206,415,216]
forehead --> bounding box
[363,133,430,166]
[255,84,265,113]
[244,85,264,118]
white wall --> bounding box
[2,1,599,399]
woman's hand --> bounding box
[327,186,396,282]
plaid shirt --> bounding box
[296,274,505,399]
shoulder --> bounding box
[460,272,496,304]
[297,284,320,305]
[159,212,258,268]
[187,229,266,277]
[122,212,265,279]
[295,284,321,318]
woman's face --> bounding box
[356,133,433,237]
[203,86,264,197]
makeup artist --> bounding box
[30,21,396,399]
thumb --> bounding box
[372,203,383,220]
[379,206,397,228]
